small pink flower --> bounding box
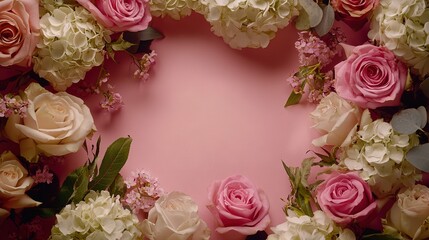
[76,0,151,32]
[316,172,378,226]
[33,165,53,184]
[335,44,407,109]
[207,175,270,235]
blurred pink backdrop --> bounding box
[56,13,369,240]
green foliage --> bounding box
[314,4,335,36]
[89,137,132,191]
[282,158,316,217]
[39,137,132,217]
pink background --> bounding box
[56,14,367,239]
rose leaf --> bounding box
[89,137,132,191]
[390,107,426,134]
[406,143,429,172]
[314,4,335,37]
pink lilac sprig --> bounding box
[32,165,53,184]
[295,31,337,67]
[122,169,165,214]
[133,50,157,81]
[286,29,345,105]
[0,95,29,118]
[100,90,124,112]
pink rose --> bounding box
[335,44,407,109]
[207,175,270,235]
[0,0,39,67]
[331,0,379,18]
[76,0,151,32]
[316,172,378,226]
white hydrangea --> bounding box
[342,112,421,197]
[196,0,300,49]
[50,191,142,240]
[267,211,356,240]
[368,0,429,77]
[150,0,199,20]
[33,2,110,91]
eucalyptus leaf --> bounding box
[89,137,132,191]
[362,234,404,240]
[295,0,323,30]
[314,4,334,36]
[406,143,429,172]
[390,107,427,134]
[420,78,429,98]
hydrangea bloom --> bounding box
[197,0,300,49]
[50,191,142,240]
[267,211,355,240]
[368,0,429,77]
[33,1,110,91]
[150,0,198,19]
[342,111,421,197]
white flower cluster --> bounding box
[50,191,142,240]
[342,115,420,197]
[33,2,110,91]
[197,0,300,49]
[267,211,355,240]
[368,0,429,77]
[150,0,198,20]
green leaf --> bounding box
[56,166,86,207]
[108,174,127,197]
[314,4,335,36]
[111,34,135,52]
[71,167,89,203]
[124,27,164,54]
[284,91,303,107]
[89,137,132,191]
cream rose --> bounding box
[0,151,40,223]
[141,191,211,240]
[310,92,361,147]
[388,185,429,240]
[5,83,96,161]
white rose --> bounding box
[388,184,429,240]
[0,151,40,222]
[141,191,211,240]
[5,83,96,161]
[310,92,361,147]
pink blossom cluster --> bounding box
[295,31,337,67]
[123,169,164,214]
[134,50,157,81]
[0,95,29,118]
[33,165,53,184]
[100,90,124,112]
[287,29,345,104]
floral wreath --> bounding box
[0,0,429,239]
